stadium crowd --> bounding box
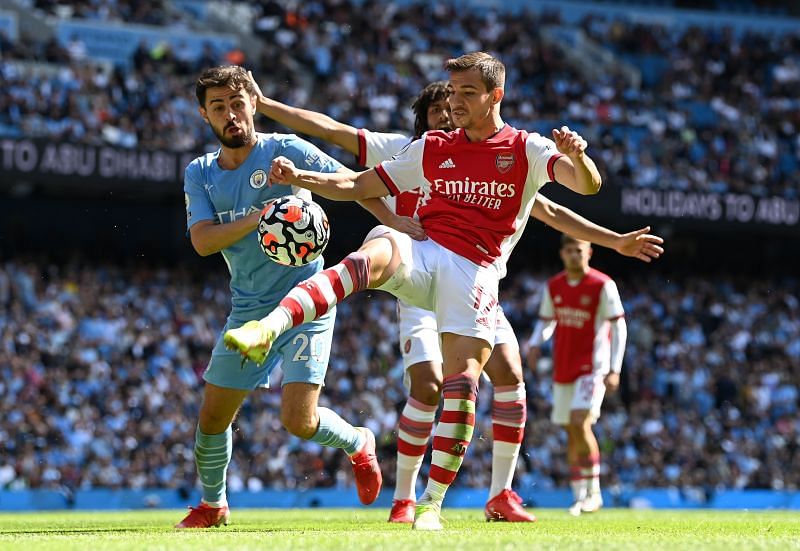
[1,1,798,196]
[1,259,798,500]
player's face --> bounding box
[199,85,256,148]
[426,98,453,131]
[447,69,499,129]
[560,241,592,273]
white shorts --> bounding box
[365,225,500,346]
[551,373,607,425]
[397,301,517,377]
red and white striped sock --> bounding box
[261,252,371,335]
[581,453,601,496]
[489,383,527,498]
[418,373,478,506]
[570,464,587,501]
[393,397,437,501]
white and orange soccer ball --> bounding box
[257,195,330,266]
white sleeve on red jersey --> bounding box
[357,129,412,168]
[597,279,625,320]
[374,137,426,196]
[528,285,556,347]
[538,284,555,320]
[609,317,627,373]
[525,133,564,191]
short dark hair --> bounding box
[444,52,505,91]
[195,65,255,107]
[410,81,450,138]
[561,234,590,248]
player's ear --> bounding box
[198,106,209,123]
[492,87,504,105]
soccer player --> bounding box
[246,76,664,523]
[526,235,626,516]
[224,51,605,530]
[175,66,381,529]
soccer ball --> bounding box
[257,195,330,267]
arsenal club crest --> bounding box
[495,153,515,174]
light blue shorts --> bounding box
[203,308,335,390]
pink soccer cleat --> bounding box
[388,499,416,523]
[350,427,382,505]
[175,503,230,529]
[485,489,537,522]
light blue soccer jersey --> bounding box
[184,133,342,389]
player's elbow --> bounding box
[578,174,602,195]
[193,244,215,257]
[588,175,602,195]
[190,235,216,257]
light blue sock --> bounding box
[309,407,365,455]
[195,425,232,505]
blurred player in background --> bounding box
[224,51,608,530]
[246,74,663,523]
[527,235,627,516]
[175,66,381,529]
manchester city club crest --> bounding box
[249,168,268,189]
[496,153,515,174]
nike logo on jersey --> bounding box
[438,158,456,169]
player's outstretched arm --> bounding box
[270,156,388,201]
[551,126,602,195]
[248,71,359,155]
[189,214,261,257]
[532,195,664,262]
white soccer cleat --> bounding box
[412,502,443,531]
[568,500,583,517]
[581,493,603,513]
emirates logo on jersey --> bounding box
[431,177,517,211]
[495,153,515,174]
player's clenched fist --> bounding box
[269,156,298,185]
[552,126,588,158]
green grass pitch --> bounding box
[0,508,797,550]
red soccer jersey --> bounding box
[375,125,562,276]
[539,268,625,384]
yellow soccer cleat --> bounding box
[223,320,275,365]
[412,502,444,531]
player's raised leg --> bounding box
[482,341,535,522]
[175,383,246,528]
[224,231,401,362]
[413,333,490,531]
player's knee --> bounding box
[362,228,405,287]
[408,363,443,405]
[410,379,442,405]
[568,410,591,430]
[198,409,234,434]
[281,412,317,439]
